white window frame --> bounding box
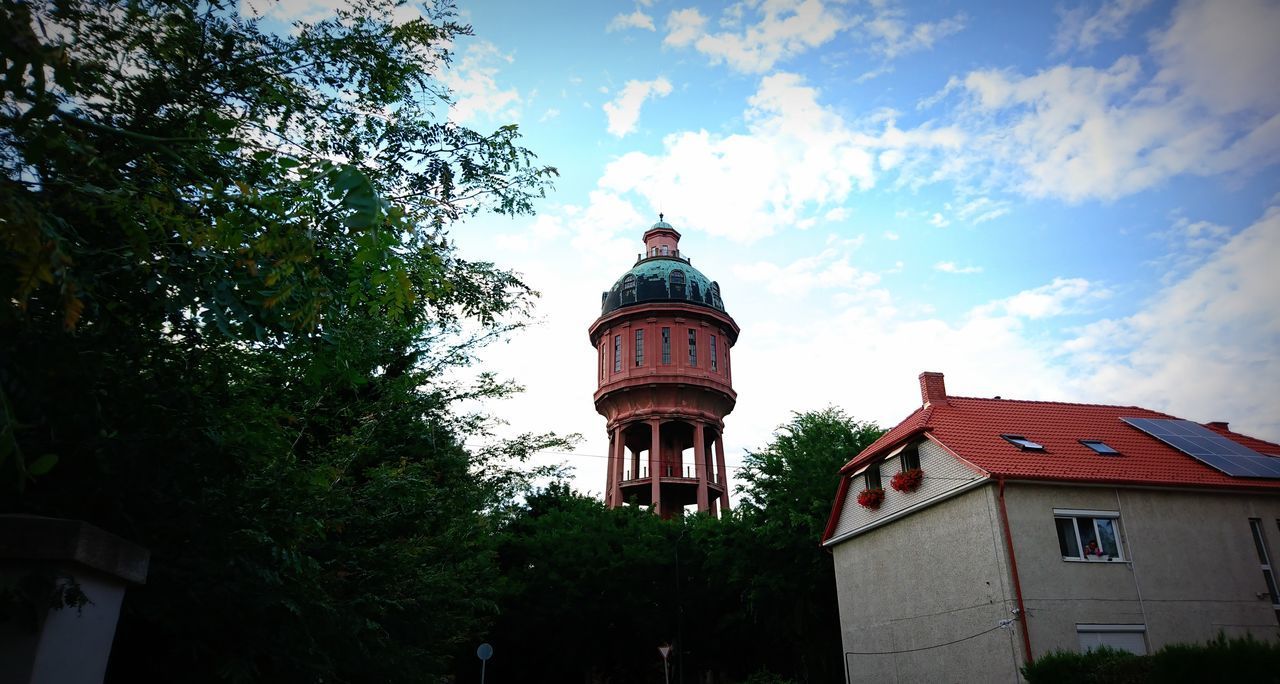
[1076,624,1147,655]
[1054,508,1125,562]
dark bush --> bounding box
[1022,635,1280,684]
[1021,646,1148,684]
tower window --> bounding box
[613,335,621,373]
[634,329,645,367]
[669,269,686,296]
[688,328,697,367]
[710,335,718,371]
[710,281,722,308]
[621,274,636,302]
[660,245,669,256]
[662,327,671,365]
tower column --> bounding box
[610,426,624,507]
[715,432,730,512]
[649,419,662,511]
[694,422,709,512]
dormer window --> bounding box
[1001,434,1044,451]
[620,274,636,302]
[864,464,882,490]
[669,269,686,295]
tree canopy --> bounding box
[2,1,563,680]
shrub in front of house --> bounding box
[1022,635,1280,684]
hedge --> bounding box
[1022,634,1280,684]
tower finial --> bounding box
[659,212,664,222]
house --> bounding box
[822,372,1280,683]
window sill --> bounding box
[1061,557,1127,564]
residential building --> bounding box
[822,372,1280,682]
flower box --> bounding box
[890,468,924,493]
[856,487,885,510]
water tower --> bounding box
[588,216,740,518]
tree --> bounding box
[726,407,884,682]
[1,0,562,680]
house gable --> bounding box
[824,436,986,545]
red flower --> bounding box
[890,468,924,493]
[856,488,885,509]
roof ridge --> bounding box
[946,395,1175,413]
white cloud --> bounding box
[664,8,708,46]
[976,277,1103,320]
[608,10,656,32]
[928,212,949,228]
[1053,0,1153,55]
[734,246,878,297]
[439,41,520,124]
[1070,205,1280,440]
[595,72,963,242]
[934,261,982,274]
[883,230,900,240]
[1151,0,1280,117]
[954,196,1011,225]
[824,207,849,222]
[861,3,966,60]
[663,0,851,73]
[602,77,673,137]
[930,0,1280,202]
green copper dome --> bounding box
[600,256,725,315]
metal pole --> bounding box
[481,659,486,684]
[664,658,670,684]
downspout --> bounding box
[996,476,1034,667]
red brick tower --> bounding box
[588,216,740,518]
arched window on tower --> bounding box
[709,281,723,308]
[621,274,636,302]
[669,269,686,297]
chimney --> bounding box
[1206,421,1229,431]
[919,371,947,406]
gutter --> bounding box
[997,475,1034,668]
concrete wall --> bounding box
[828,438,985,543]
[833,484,1025,683]
[1003,483,1280,657]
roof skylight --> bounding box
[1001,434,1044,451]
[1080,440,1120,455]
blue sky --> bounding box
[265,0,1280,495]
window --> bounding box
[660,245,669,256]
[613,336,621,373]
[1055,509,1123,561]
[1249,519,1280,623]
[1002,434,1045,451]
[710,335,718,371]
[687,329,697,366]
[669,269,686,295]
[901,445,920,471]
[634,329,645,367]
[864,464,881,490]
[1081,440,1120,455]
[661,327,671,365]
[620,274,636,302]
[1077,625,1147,655]
[710,281,722,308]
[599,343,605,381]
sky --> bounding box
[264,0,1280,499]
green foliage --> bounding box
[1023,636,1280,684]
[2,0,563,680]
[486,409,882,683]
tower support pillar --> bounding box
[694,422,709,512]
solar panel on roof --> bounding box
[1121,417,1280,479]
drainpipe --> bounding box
[996,475,1034,668]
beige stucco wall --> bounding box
[833,483,1025,683]
[1003,483,1280,657]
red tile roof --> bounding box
[822,393,1280,543]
